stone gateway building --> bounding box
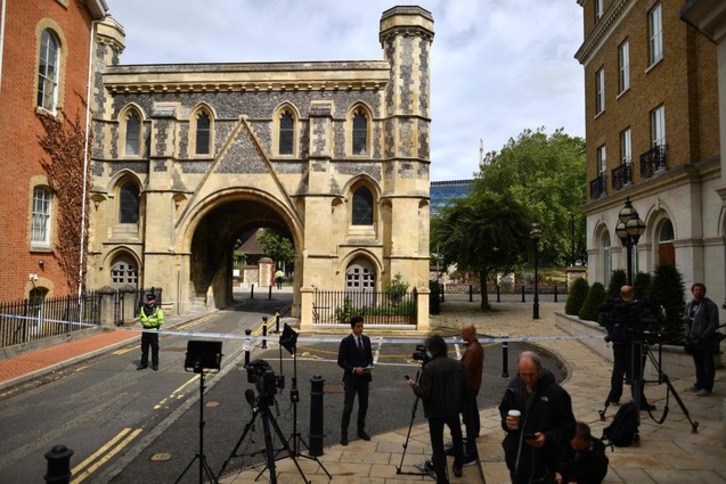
[87,7,434,323]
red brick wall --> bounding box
[0,0,93,299]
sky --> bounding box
[106,0,585,182]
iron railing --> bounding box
[611,163,633,191]
[589,174,607,200]
[640,144,668,179]
[113,287,163,325]
[0,292,101,349]
[313,289,417,325]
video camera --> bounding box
[246,359,283,404]
[599,296,663,333]
[412,344,431,364]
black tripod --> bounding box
[218,390,310,483]
[278,342,331,478]
[396,370,427,477]
[176,340,222,484]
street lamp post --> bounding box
[615,197,646,285]
[530,222,542,320]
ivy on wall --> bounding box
[36,108,91,292]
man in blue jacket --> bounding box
[499,351,576,484]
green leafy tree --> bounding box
[606,269,628,298]
[651,263,686,338]
[385,273,410,305]
[256,228,295,269]
[565,277,589,316]
[579,282,606,322]
[432,191,531,310]
[473,128,586,267]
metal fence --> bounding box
[0,292,101,349]
[313,289,417,325]
[113,288,163,325]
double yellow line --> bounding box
[70,427,143,483]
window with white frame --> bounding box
[649,3,663,65]
[620,128,631,165]
[125,112,140,156]
[595,67,605,114]
[32,187,52,246]
[651,105,666,147]
[37,29,60,112]
[618,40,630,93]
[595,0,604,21]
[597,145,607,174]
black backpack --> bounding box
[601,402,638,447]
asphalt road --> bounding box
[0,295,565,483]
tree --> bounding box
[633,272,653,300]
[565,277,589,316]
[606,269,628,298]
[579,282,606,322]
[431,191,531,310]
[473,128,586,267]
[256,228,295,270]
[651,263,686,339]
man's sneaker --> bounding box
[462,454,478,467]
[696,388,711,396]
[414,459,436,479]
[685,385,701,392]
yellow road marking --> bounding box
[154,374,199,410]
[112,347,135,356]
[71,427,142,483]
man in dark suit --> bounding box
[337,315,373,446]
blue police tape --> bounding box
[0,312,604,345]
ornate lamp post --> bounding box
[615,197,646,285]
[530,222,542,320]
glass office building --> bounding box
[430,180,472,216]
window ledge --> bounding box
[36,106,59,119]
[594,110,605,120]
[30,244,53,253]
[616,87,630,100]
[645,57,663,75]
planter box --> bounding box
[555,311,721,380]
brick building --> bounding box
[0,0,108,300]
[576,0,723,299]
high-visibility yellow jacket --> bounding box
[140,306,164,329]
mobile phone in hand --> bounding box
[524,432,537,440]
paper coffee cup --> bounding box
[508,409,521,429]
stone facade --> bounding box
[86,7,434,319]
[576,0,724,303]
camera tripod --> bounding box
[599,330,698,444]
[396,370,486,483]
[217,390,310,484]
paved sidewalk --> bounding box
[220,301,726,484]
[1,299,724,483]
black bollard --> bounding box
[268,285,272,300]
[521,284,525,303]
[250,284,255,299]
[262,317,268,349]
[275,309,280,334]
[441,284,445,303]
[554,285,558,303]
[469,285,473,302]
[309,375,325,456]
[45,444,73,484]
[501,341,509,378]
[244,329,252,367]
[496,284,501,303]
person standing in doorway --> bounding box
[137,293,164,371]
[337,315,373,445]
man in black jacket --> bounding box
[555,421,608,484]
[406,335,466,484]
[683,283,720,396]
[499,351,576,484]
[337,315,373,445]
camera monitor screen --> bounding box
[184,340,223,372]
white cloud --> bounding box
[107,0,584,181]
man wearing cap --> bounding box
[138,293,164,371]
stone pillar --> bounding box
[415,286,430,331]
[96,286,116,327]
[300,287,314,331]
[120,285,138,323]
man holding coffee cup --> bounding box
[499,351,576,484]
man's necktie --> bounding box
[357,337,364,353]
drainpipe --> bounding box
[79,18,102,299]
[0,0,7,94]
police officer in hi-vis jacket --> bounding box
[138,293,164,371]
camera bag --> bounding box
[601,402,638,447]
